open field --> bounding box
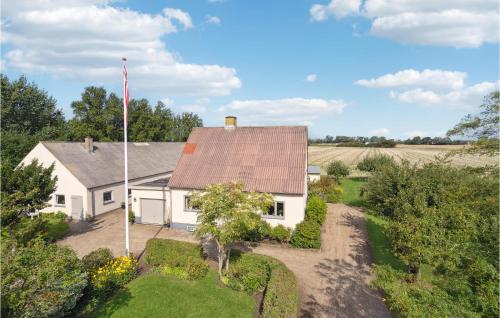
[309,144,497,171]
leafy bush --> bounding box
[270,224,292,243]
[224,253,271,293]
[242,215,272,242]
[162,256,208,280]
[373,265,477,318]
[356,154,396,172]
[43,212,70,241]
[91,256,138,295]
[262,262,299,318]
[306,195,328,225]
[82,248,114,273]
[308,176,343,203]
[290,220,321,249]
[144,238,203,267]
[128,210,135,223]
[326,160,350,182]
[1,239,87,318]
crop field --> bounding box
[309,144,497,171]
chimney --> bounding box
[84,137,94,153]
[225,116,237,129]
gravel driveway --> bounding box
[248,203,391,318]
[59,204,390,317]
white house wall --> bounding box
[131,189,170,224]
[20,143,88,217]
[90,173,171,217]
[170,189,306,230]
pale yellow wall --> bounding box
[20,143,88,217]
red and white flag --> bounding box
[123,64,129,125]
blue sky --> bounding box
[2,0,498,138]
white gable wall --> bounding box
[169,188,306,231]
[20,143,89,217]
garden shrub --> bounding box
[308,176,343,203]
[128,210,135,223]
[43,212,70,241]
[270,224,292,243]
[82,248,114,273]
[306,195,327,225]
[162,256,208,280]
[290,220,321,249]
[357,154,396,172]
[242,215,272,242]
[262,262,299,318]
[1,239,88,318]
[91,256,138,295]
[224,253,271,293]
[144,238,203,267]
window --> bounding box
[55,195,65,207]
[184,195,199,211]
[103,191,113,204]
[128,189,132,198]
[264,201,285,218]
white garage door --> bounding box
[140,199,164,225]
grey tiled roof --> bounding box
[168,126,308,195]
[42,142,184,188]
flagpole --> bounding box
[122,57,130,257]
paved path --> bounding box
[248,204,390,318]
[59,204,390,317]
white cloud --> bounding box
[389,81,499,107]
[163,8,193,29]
[310,0,499,47]
[219,97,346,126]
[357,69,498,108]
[2,1,241,97]
[306,73,318,82]
[181,104,208,114]
[356,69,466,90]
[310,0,361,21]
[369,128,390,136]
[206,15,221,25]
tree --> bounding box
[447,91,499,156]
[1,239,87,318]
[0,74,65,135]
[1,160,57,245]
[326,160,350,183]
[190,182,273,277]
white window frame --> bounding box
[103,191,114,204]
[55,194,66,207]
[184,195,199,212]
[263,201,285,219]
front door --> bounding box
[71,195,84,220]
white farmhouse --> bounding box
[131,116,309,230]
[20,139,184,219]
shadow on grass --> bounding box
[88,289,133,318]
[365,214,405,271]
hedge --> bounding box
[290,220,321,249]
[306,195,327,225]
[144,238,208,280]
[144,238,203,267]
[224,253,271,293]
[262,262,299,318]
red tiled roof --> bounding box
[168,126,308,195]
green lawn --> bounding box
[339,177,405,271]
[91,271,255,318]
[338,177,368,206]
[45,216,69,241]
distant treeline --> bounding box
[309,135,468,147]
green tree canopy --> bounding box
[191,182,273,277]
[447,91,499,156]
